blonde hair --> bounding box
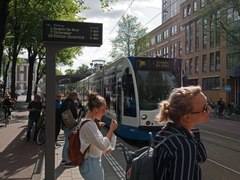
[156,85,202,123]
[86,91,106,111]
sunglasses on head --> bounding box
[190,103,209,114]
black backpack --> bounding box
[120,132,183,180]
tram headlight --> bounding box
[141,114,147,120]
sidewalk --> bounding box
[0,97,122,180]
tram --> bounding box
[77,56,182,141]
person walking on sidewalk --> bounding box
[55,93,62,146]
[2,92,15,126]
[26,94,43,141]
[79,91,118,180]
[60,91,79,167]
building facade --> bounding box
[6,59,37,95]
[142,0,240,106]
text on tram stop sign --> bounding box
[42,20,102,47]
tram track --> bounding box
[200,129,240,179]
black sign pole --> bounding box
[45,43,57,180]
[43,20,102,180]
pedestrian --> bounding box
[60,91,79,167]
[2,92,15,126]
[26,94,43,141]
[79,91,118,180]
[217,97,225,117]
[154,85,209,180]
[55,93,62,146]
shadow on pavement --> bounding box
[0,127,44,179]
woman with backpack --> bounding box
[154,85,209,180]
[79,91,118,180]
[60,91,79,167]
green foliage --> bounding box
[198,0,240,47]
[110,14,147,61]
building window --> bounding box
[187,4,191,16]
[163,46,168,57]
[202,19,207,49]
[185,25,189,53]
[163,29,169,40]
[156,33,161,43]
[179,41,182,57]
[200,0,205,8]
[193,1,197,12]
[202,77,220,90]
[171,1,177,18]
[210,52,214,71]
[171,43,177,58]
[215,11,221,45]
[215,51,220,71]
[183,7,187,18]
[163,0,167,8]
[189,22,193,52]
[171,24,178,36]
[202,54,207,72]
[210,14,215,47]
[195,19,200,51]
[195,56,199,73]
[189,58,193,75]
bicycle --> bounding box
[3,105,12,127]
[36,112,45,145]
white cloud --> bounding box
[62,0,162,72]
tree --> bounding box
[110,14,148,60]
[199,0,240,47]
[76,64,91,75]
[0,0,11,77]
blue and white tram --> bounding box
[77,56,182,141]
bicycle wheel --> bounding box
[36,127,45,145]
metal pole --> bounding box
[45,44,57,180]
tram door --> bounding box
[122,68,136,117]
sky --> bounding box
[61,0,163,72]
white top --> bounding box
[79,118,116,158]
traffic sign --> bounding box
[224,85,231,93]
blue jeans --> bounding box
[80,157,104,180]
[62,126,76,161]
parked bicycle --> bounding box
[36,112,45,145]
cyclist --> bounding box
[2,92,15,126]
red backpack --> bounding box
[67,120,91,166]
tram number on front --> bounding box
[137,59,170,70]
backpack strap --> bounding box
[79,120,91,155]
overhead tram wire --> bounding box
[89,0,164,61]
[88,0,136,60]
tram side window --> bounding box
[122,68,136,117]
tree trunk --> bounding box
[26,47,37,102]
[0,0,11,76]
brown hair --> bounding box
[66,91,78,101]
[156,85,202,123]
[86,91,106,111]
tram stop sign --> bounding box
[42,20,102,46]
[224,85,231,93]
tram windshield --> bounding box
[136,70,178,110]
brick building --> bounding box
[141,0,240,106]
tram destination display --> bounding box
[43,20,102,46]
[136,58,172,70]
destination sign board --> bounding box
[136,58,173,70]
[43,20,102,46]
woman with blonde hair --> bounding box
[154,85,210,180]
[79,91,118,180]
